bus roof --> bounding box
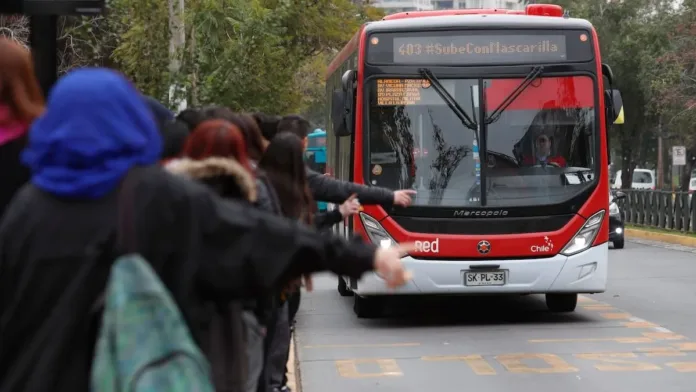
[326,7,594,80]
[364,14,593,35]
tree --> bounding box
[295,52,332,127]
[0,15,29,48]
[5,0,384,117]
[646,1,696,189]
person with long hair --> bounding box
[0,37,44,217]
[200,107,267,163]
[167,119,257,392]
[259,132,361,392]
[0,68,413,392]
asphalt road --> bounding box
[292,239,696,392]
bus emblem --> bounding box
[453,210,509,217]
[477,240,491,254]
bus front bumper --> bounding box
[350,243,608,296]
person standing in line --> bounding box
[259,132,363,392]
[0,37,44,218]
[168,118,258,392]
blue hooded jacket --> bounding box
[22,68,162,199]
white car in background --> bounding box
[613,169,656,190]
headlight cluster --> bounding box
[359,212,396,249]
[560,210,605,256]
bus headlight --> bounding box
[359,212,396,248]
[609,202,620,216]
[560,210,605,256]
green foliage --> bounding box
[54,0,375,117]
[110,0,171,100]
[535,0,679,183]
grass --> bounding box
[625,223,696,238]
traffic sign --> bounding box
[672,146,687,166]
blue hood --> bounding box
[22,68,162,199]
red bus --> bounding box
[325,4,625,318]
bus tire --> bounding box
[338,277,353,297]
[545,293,578,313]
[613,238,625,249]
[353,295,383,318]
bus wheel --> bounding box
[613,238,625,249]
[546,293,578,312]
[338,277,353,297]
[353,295,383,318]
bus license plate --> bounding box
[464,271,506,286]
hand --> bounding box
[284,277,302,294]
[338,193,360,217]
[372,243,416,289]
[393,190,416,207]
[302,274,314,292]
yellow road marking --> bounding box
[666,362,696,372]
[582,305,616,311]
[672,342,696,351]
[574,353,661,371]
[335,358,403,378]
[600,312,633,320]
[623,321,659,328]
[495,353,578,374]
[422,355,497,375]
[305,343,420,349]
[529,337,654,344]
[637,347,686,357]
[642,332,686,341]
[577,295,597,303]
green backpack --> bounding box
[91,253,214,392]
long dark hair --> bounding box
[201,106,266,161]
[258,132,314,224]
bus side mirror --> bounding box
[331,70,356,137]
[331,89,349,136]
[604,89,624,125]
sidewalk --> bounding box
[287,335,299,392]
[625,225,696,248]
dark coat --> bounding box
[166,157,259,392]
[306,167,394,207]
[0,134,30,219]
[0,165,377,392]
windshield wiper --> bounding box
[419,68,478,131]
[485,66,544,125]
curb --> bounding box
[625,227,696,247]
[286,333,300,392]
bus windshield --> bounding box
[367,75,596,207]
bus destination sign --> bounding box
[375,79,455,106]
[390,34,568,65]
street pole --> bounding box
[29,15,58,97]
[657,117,663,190]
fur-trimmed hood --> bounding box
[165,157,257,202]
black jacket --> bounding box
[166,157,259,392]
[306,167,394,207]
[0,135,30,219]
[0,165,377,392]
[314,209,343,230]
